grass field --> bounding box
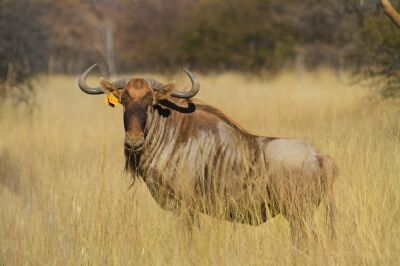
[1,69,399,265]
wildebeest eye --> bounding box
[121,92,130,105]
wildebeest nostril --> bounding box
[125,133,145,149]
[125,132,144,140]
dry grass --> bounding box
[0,69,399,265]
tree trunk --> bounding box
[380,0,400,28]
[104,19,116,77]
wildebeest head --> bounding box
[78,64,200,148]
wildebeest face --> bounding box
[77,64,199,148]
[99,77,176,147]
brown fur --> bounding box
[101,77,338,245]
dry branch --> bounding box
[380,0,400,28]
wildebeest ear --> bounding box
[100,77,116,94]
[100,77,122,107]
[155,81,176,100]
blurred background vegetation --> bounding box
[1,0,400,98]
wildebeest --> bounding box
[78,64,338,244]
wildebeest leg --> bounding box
[175,205,200,234]
[185,209,201,233]
[288,216,306,248]
[324,178,336,242]
[285,206,318,249]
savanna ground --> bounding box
[0,69,399,265]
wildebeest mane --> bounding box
[157,98,250,135]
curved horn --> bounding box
[78,63,127,95]
[170,68,200,99]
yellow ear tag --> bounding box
[105,93,120,108]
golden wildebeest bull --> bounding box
[78,64,338,245]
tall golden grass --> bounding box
[0,69,399,265]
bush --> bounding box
[0,0,49,97]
